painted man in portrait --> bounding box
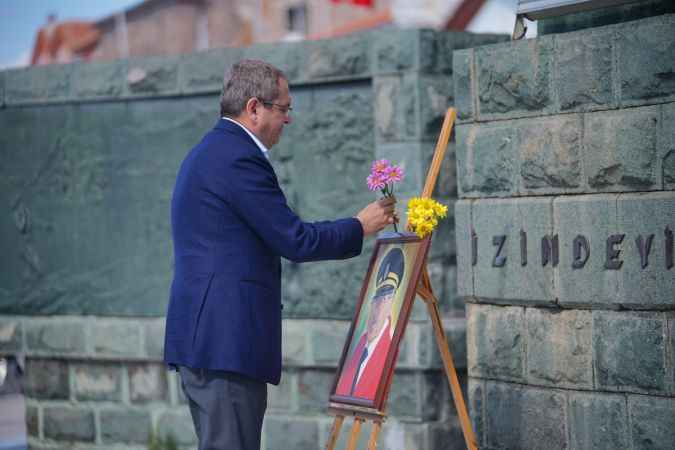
[336,247,405,399]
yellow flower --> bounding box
[406,197,447,238]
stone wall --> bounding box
[0,29,506,450]
[454,14,675,450]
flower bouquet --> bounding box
[406,197,448,238]
[367,159,404,232]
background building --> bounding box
[30,0,505,65]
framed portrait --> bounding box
[329,233,431,412]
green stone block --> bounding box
[468,378,485,448]
[593,311,666,392]
[70,60,125,100]
[92,320,142,357]
[43,407,95,442]
[144,320,165,359]
[556,29,615,111]
[73,362,123,401]
[419,29,450,74]
[485,382,567,450]
[555,195,621,307]
[100,408,151,444]
[425,258,462,316]
[241,42,302,83]
[584,106,659,191]
[0,98,215,317]
[180,47,242,94]
[157,410,197,446]
[629,395,675,450]
[616,192,675,308]
[472,198,555,303]
[418,74,453,141]
[128,363,169,404]
[264,417,319,450]
[663,102,675,189]
[26,404,38,438]
[475,37,554,120]
[268,370,294,411]
[618,15,675,106]
[380,420,428,449]
[453,49,474,122]
[25,321,86,354]
[672,316,675,394]
[297,370,334,414]
[419,318,466,370]
[311,321,350,365]
[0,319,21,353]
[279,83,374,222]
[455,200,473,298]
[374,141,430,195]
[467,304,524,381]
[24,358,69,400]
[126,56,180,96]
[456,123,518,197]
[428,421,465,450]
[4,64,72,104]
[374,74,418,143]
[569,393,629,450]
[526,309,593,388]
[373,29,418,74]
[518,114,582,193]
[304,35,369,82]
[420,30,507,75]
[282,320,307,366]
[387,371,439,420]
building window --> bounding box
[286,4,307,38]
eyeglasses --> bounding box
[260,100,293,115]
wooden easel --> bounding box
[326,108,478,450]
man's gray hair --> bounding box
[220,60,286,118]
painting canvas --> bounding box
[330,233,431,411]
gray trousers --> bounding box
[179,366,267,450]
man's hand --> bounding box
[356,197,397,237]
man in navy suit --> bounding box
[164,60,396,450]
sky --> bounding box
[0,0,533,70]
[0,0,142,69]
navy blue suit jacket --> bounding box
[164,119,364,385]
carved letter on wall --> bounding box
[572,235,590,269]
[605,234,625,270]
[493,235,507,267]
[520,230,527,267]
[635,234,654,269]
[541,235,559,267]
[472,229,477,266]
[666,226,673,270]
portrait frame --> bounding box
[329,232,431,413]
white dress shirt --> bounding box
[222,117,269,159]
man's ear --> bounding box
[244,97,259,122]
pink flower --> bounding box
[371,159,390,174]
[367,173,386,191]
[384,165,404,183]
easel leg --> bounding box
[326,415,344,450]
[367,421,382,450]
[345,417,364,450]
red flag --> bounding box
[330,0,374,7]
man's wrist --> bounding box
[354,216,367,236]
